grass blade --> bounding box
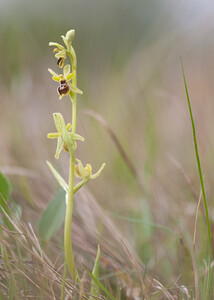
[83,264,117,300]
[0,172,11,215]
[89,245,100,299]
[181,59,212,300]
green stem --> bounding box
[64,47,78,281]
[64,149,76,280]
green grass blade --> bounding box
[111,212,175,235]
[0,172,11,215]
[61,263,67,300]
[181,59,212,300]
[89,245,100,299]
[83,264,117,300]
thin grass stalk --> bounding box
[181,59,212,300]
[192,189,202,300]
[61,264,67,300]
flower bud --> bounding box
[57,57,65,68]
[65,29,75,44]
[63,142,69,152]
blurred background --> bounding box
[1,0,214,297]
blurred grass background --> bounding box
[1,0,214,298]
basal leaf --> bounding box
[38,189,66,241]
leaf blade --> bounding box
[46,161,68,192]
[38,189,66,241]
[90,245,100,299]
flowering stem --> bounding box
[64,147,76,280]
[64,51,78,281]
[48,30,105,286]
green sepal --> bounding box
[48,68,59,77]
[53,113,65,132]
[61,35,67,48]
[55,136,64,159]
[49,42,64,50]
[73,178,89,194]
[48,69,61,82]
[69,133,85,142]
[55,50,66,59]
[46,161,68,192]
[90,163,106,179]
[68,82,83,94]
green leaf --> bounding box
[38,189,66,241]
[0,172,11,214]
[46,161,68,192]
[90,245,100,299]
[83,265,117,300]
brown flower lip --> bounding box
[57,82,70,96]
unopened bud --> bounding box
[63,142,69,152]
[65,29,75,44]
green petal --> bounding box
[66,72,75,82]
[68,82,83,94]
[55,136,64,159]
[47,132,60,139]
[52,75,61,82]
[66,123,72,131]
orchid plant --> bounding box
[47,29,105,281]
